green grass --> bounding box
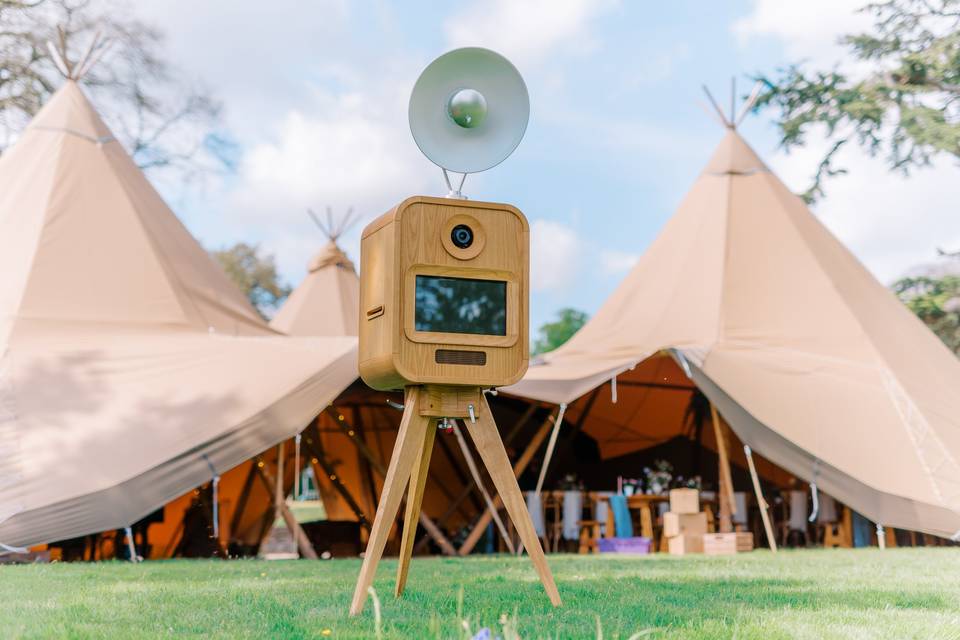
[1,549,959,639]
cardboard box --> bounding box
[668,534,704,555]
[702,532,754,555]
[669,488,699,514]
[663,511,708,537]
[702,533,737,555]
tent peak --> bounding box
[308,240,355,273]
[307,206,357,243]
[47,27,111,82]
[701,78,762,131]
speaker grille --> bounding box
[435,349,486,366]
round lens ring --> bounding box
[451,224,474,249]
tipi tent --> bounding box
[0,80,358,549]
[505,125,960,539]
[270,212,360,338]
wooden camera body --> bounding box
[358,195,529,391]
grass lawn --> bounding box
[1,549,959,639]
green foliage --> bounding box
[893,272,960,353]
[755,0,960,201]
[210,242,290,319]
[531,307,588,355]
[0,551,959,638]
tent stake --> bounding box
[744,445,777,552]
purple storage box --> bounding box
[597,536,652,554]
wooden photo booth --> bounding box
[350,196,560,615]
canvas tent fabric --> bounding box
[0,81,358,548]
[505,129,960,539]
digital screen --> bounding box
[415,275,507,336]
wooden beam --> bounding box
[710,403,736,533]
[434,429,484,513]
[228,462,258,541]
[352,406,380,511]
[255,462,319,560]
[301,423,371,529]
[458,410,557,555]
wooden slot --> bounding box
[435,349,486,366]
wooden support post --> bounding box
[351,387,560,616]
[350,387,433,616]
[452,422,514,553]
[255,463,319,560]
[463,393,560,606]
[395,418,437,596]
[743,445,777,552]
[457,409,557,556]
[710,403,736,533]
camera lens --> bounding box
[451,224,474,249]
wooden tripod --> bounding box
[349,385,561,616]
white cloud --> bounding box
[732,0,870,67]
[599,249,639,275]
[444,0,619,70]
[530,219,581,292]
[734,0,960,282]
[766,134,960,283]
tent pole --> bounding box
[413,403,538,554]
[458,409,557,556]
[710,403,736,532]
[275,441,285,519]
[744,445,777,552]
[534,403,568,495]
[452,421,515,552]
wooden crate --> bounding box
[703,532,754,555]
[667,534,704,555]
[669,488,699,514]
[663,511,707,537]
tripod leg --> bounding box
[464,394,561,607]
[396,419,437,597]
[350,387,431,616]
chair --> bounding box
[577,492,606,554]
[780,490,810,547]
[732,492,749,532]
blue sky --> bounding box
[130,0,960,332]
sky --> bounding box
[124,0,960,331]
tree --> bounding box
[531,308,588,356]
[0,0,232,178]
[211,243,291,320]
[892,271,960,354]
[755,0,960,202]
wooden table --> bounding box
[600,494,669,543]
